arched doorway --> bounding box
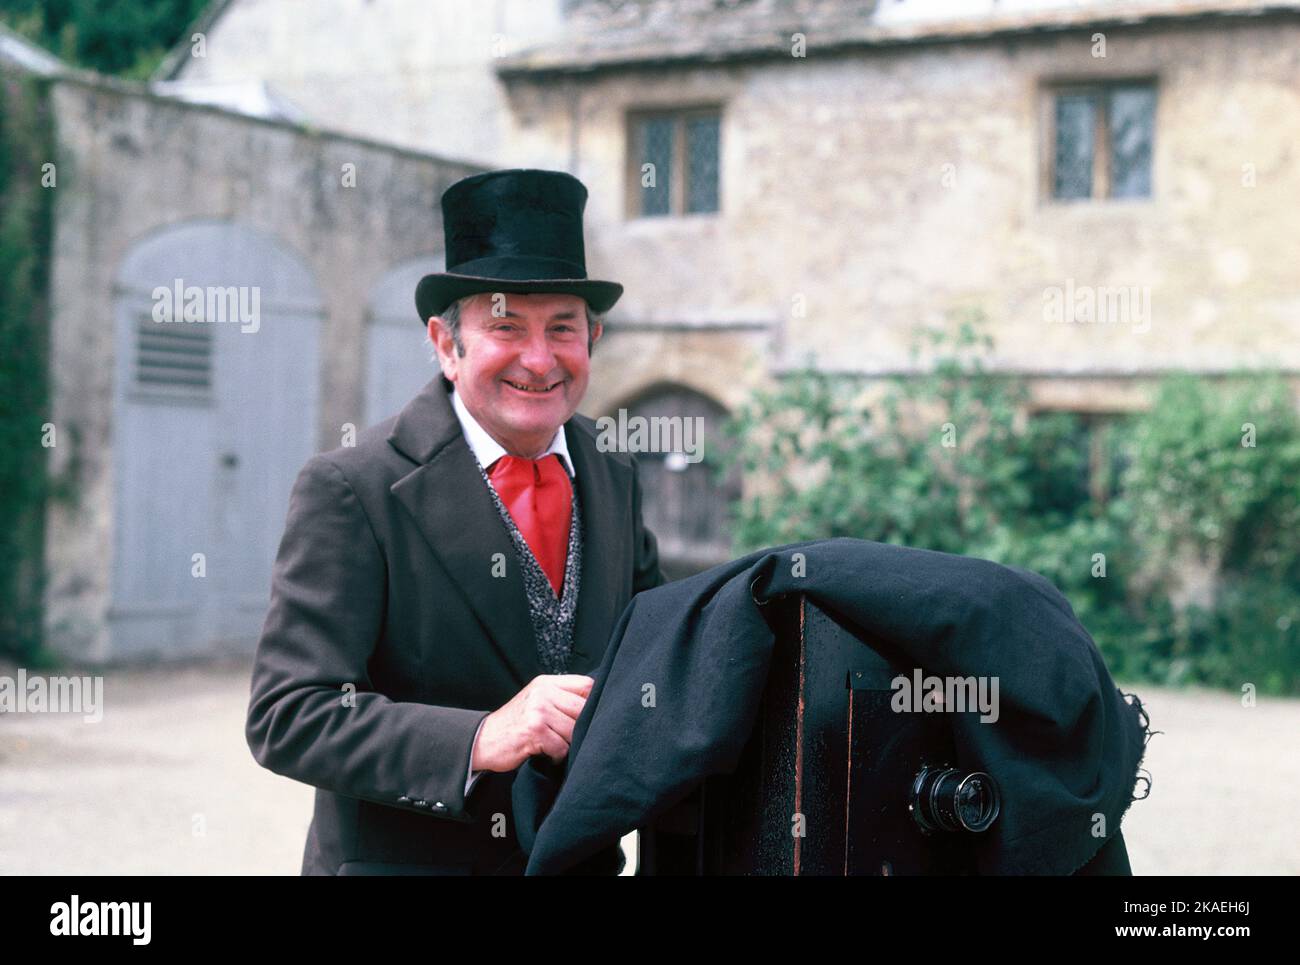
[613,383,741,581]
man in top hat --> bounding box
[245,168,666,875]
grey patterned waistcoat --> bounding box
[474,455,582,675]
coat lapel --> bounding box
[565,416,631,673]
[387,377,632,684]
[388,378,539,686]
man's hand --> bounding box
[471,674,594,773]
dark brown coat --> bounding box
[245,376,664,874]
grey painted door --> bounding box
[365,255,444,427]
[111,220,323,658]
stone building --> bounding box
[160,0,1300,583]
[14,0,1300,659]
[2,26,482,660]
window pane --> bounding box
[637,117,674,216]
[1053,93,1096,199]
[1108,86,1155,198]
[685,115,720,213]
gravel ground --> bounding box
[0,659,1295,875]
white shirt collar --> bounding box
[449,384,576,479]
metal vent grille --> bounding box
[135,315,213,394]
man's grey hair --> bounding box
[426,293,604,363]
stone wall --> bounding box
[44,74,478,658]
[502,14,1300,417]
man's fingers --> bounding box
[550,688,588,721]
[537,720,571,762]
[548,674,595,697]
[515,675,592,763]
[542,702,578,743]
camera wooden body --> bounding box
[636,594,1130,876]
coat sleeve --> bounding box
[629,453,667,595]
[245,453,489,823]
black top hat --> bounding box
[414,168,623,324]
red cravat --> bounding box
[487,453,573,597]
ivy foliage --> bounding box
[1,0,209,79]
[0,70,55,662]
[717,315,1300,694]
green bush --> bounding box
[716,315,1300,695]
[1193,578,1300,695]
[0,1,211,78]
[0,71,54,661]
[721,320,1034,550]
[1120,373,1300,594]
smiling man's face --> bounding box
[429,291,602,458]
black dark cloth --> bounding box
[513,537,1151,875]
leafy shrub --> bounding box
[716,315,1300,694]
[0,71,54,661]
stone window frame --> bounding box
[624,104,724,219]
[1039,77,1159,202]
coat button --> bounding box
[397,796,412,804]
[413,799,429,808]
[433,802,446,811]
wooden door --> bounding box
[111,221,323,658]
